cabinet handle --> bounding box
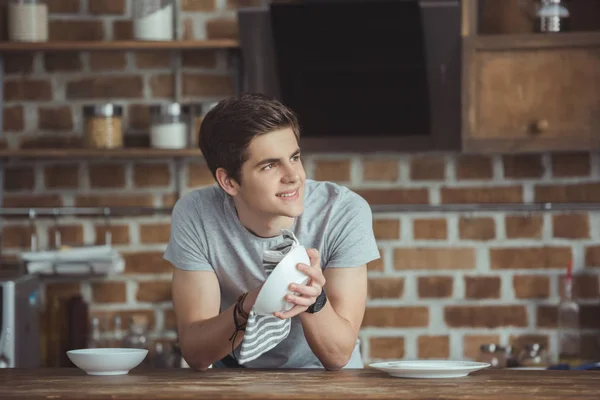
[531,119,549,134]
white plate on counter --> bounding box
[369,360,491,379]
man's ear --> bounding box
[215,168,239,196]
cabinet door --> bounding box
[463,46,600,152]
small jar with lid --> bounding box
[188,101,218,148]
[518,343,551,368]
[83,104,124,149]
[150,103,190,149]
[476,344,508,369]
[8,0,49,42]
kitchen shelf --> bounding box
[0,148,203,159]
[0,39,240,52]
[471,31,600,50]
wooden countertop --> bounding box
[1,368,599,399]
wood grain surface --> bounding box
[1,368,599,399]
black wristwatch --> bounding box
[307,288,327,314]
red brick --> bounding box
[490,247,571,270]
[418,276,453,298]
[140,223,171,244]
[150,74,174,98]
[49,20,104,41]
[163,194,177,208]
[445,306,527,328]
[92,282,127,303]
[394,248,475,270]
[369,337,404,360]
[410,155,445,181]
[363,307,429,328]
[67,76,143,99]
[227,0,261,9]
[513,276,550,299]
[552,213,590,239]
[2,225,37,249]
[536,306,557,328]
[456,155,493,180]
[509,335,549,354]
[89,164,126,189]
[418,336,449,359]
[362,159,398,182]
[75,195,154,208]
[535,183,600,203]
[44,53,81,72]
[95,225,130,245]
[205,18,238,39]
[48,225,84,246]
[88,0,125,14]
[127,104,151,130]
[505,215,543,239]
[368,278,404,299]
[182,51,218,68]
[355,189,429,205]
[4,54,34,74]
[559,275,599,299]
[133,163,171,188]
[38,107,73,131]
[459,217,495,241]
[20,135,83,149]
[4,79,52,101]
[441,186,522,204]
[413,218,447,240]
[48,0,80,13]
[137,281,172,302]
[367,249,384,272]
[586,246,600,268]
[89,52,127,71]
[164,309,177,330]
[136,52,171,69]
[123,252,172,274]
[465,276,501,299]
[581,334,600,361]
[188,163,214,187]
[113,20,133,40]
[182,73,234,97]
[4,166,35,191]
[463,334,500,360]
[551,152,591,177]
[373,219,400,240]
[182,0,216,11]
[3,106,24,131]
[44,164,79,189]
[503,154,544,179]
[314,160,351,182]
[3,195,62,208]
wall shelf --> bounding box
[0,148,203,160]
[0,39,239,52]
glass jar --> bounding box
[83,104,124,149]
[8,0,48,42]
[132,0,174,41]
[476,344,507,369]
[536,0,570,33]
[518,343,551,368]
[189,101,218,148]
[122,315,150,350]
[150,103,190,149]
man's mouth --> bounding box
[276,189,298,198]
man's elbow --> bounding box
[323,353,352,371]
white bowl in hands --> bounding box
[66,348,148,375]
[253,245,311,316]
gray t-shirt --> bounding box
[163,179,380,369]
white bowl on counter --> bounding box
[66,348,148,376]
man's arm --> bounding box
[172,268,260,371]
[274,249,367,370]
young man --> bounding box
[164,93,379,370]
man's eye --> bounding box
[292,155,301,162]
[263,163,274,170]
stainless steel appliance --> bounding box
[0,271,41,368]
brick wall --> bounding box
[1,1,600,367]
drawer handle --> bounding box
[531,119,549,134]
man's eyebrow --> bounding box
[255,149,301,168]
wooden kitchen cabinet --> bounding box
[461,0,600,153]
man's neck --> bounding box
[233,199,295,238]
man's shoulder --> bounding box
[173,184,224,214]
[305,179,368,212]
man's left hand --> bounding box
[274,248,326,319]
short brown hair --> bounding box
[198,93,300,184]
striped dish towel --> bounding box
[237,229,299,364]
